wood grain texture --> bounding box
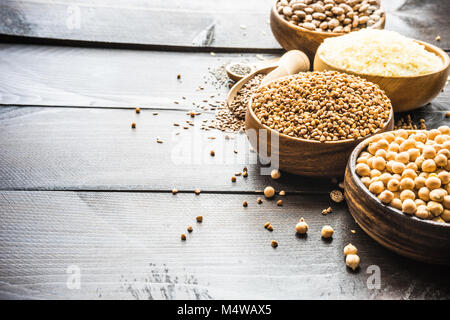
[344,139,450,265]
[0,0,278,50]
[0,106,335,192]
[1,191,450,299]
[314,41,450,112]
[0,44,277,108]
[1,0,449,50]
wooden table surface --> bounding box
[1,0,450,300]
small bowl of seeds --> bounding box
[344,128,450,265]
[270,0,385,60]
[245,70,394,177]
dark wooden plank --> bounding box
[384,0,450,49]
[1,95,449,192]
[0,0,278,50]
[0,106,336,192]
[1,191,449,299]
[1,43,449,109]
[1,1,449,50]
[0,43,277,108]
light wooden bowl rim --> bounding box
[247,74,394,145]
[271,0,385,37]
[316,39,450,79]
[348,134,450,230]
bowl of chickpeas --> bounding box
[344,127,450,265]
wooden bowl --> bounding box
[244,77,394,177]
[344,137,450,265]
[270,0,385,61]
[314,40,450,112]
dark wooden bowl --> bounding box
[244,79,394,177]
[344,138,450,265]
[269,0,385,61]
[314,40,450,112]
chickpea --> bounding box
[390,198,402,210]
[394,137,406,145]
[386,151,397,161]
[271,169,281,179]
[438,148,450,159]
[415,156,425,168]
[435,135,448,144]
[415,199,426,207]
[388,143,399,152]
[295,218,308,234]
[378,190,394,204]
[382,132,395,143]
[412,132,427,143]
[434,154,448,167]
[367,143,377,155]
[372,157,386,171]
[422,145,436,159]
[264,186,275,198]
[343,243,358,256]
[321,225,334,238]
[370,169,382,179]
[375,149,387,159]
[445,183,450,194]
[355,163,370,176]
[395,152,409,164]
[392,161,406,174]
[429,129,441,140]
[438,125,450,134]
[422,159,437,173]
[443,140,450,151]
[419,172,429,179]
[427,201,444,216]
[400,178,415,190]
[356,156,368,164]
[418,187,431,201]
[378,173,392,185]
[361,177,371,188]
[345,254,360,271]
[399,139,416,152]
[375,139,389,151]
[405,162,418,171]
[395,129,408,139]
[443,195,450,209]
[387,179,400,192]
[407,148,420,161]
[441,209,450,222]
[425,176,441,190]
[386,160,395,173]
[415,205,430,220]
[414,176,426,189]
[402,169,416,180]
[366,157,374,169]
[402,199,417,215]
[429,188,447,202]
[369,181,384,194]
[400,189,415,201]
[437,171,450,184]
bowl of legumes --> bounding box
[245,70,394,177]
[270,0,385,60]
[314,29,450,112]
[344,128,450,265]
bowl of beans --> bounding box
[245,70,394,177]
[270,0,385,60]
[344,128,450,265]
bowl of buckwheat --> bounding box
[245,70,394,177]
[344,128,450,265]
[270,0,385,60]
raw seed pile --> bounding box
[355,127,450,223]
[276,0,384,33]
[251,71,392,142]
[211,74,265,132]
[394,115,426,130]
[229,63,253,76]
